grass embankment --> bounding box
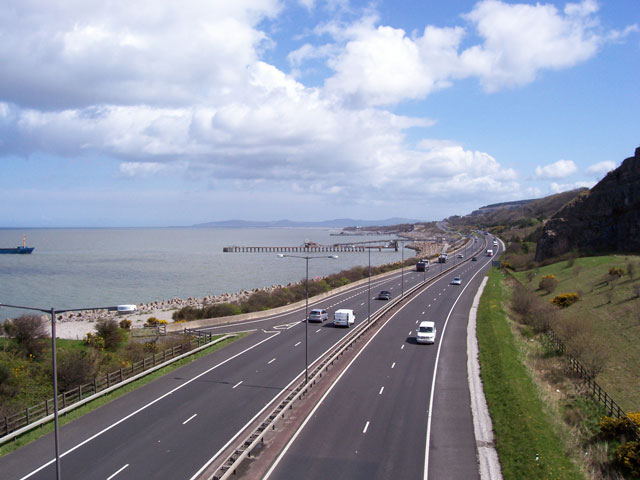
[477,268,584,479]
[0,333,243,457]
[512,255,640,410]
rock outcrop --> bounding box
[535,147,640,262]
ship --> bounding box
[0,234,35,254]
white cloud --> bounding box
[460,0,602,91]
[550,180,595,193]
[586,160,616,176]
[535,159,578,179]
[119,162,169,177]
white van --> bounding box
[333,309,355,327]
[416,321,436,344]
[486,249,494,257]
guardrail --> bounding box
[0,331,231,444]
[206,241,487,480]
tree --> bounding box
[3,315,48,358]
[95,318,124,350]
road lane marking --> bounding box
[19,331,282,480]
[401,345,405,350]
[408,330,412,335]
[183,414,198,425]
[106,464,129,480]
[391,362,396,369]
[315,328,322,333]
[363,421,370,433]
[232,381,243,389]
[361,302,365,306]
[294,341,302,347]
[268,358,276,364]
[379,387,384,395]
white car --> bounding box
[457,253,464,258]
[451,276,462,285]
[416,321,436,344]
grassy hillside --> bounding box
[512,255,640,411]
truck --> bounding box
[486,249,493,257]
[438,253,448,263]
[416,259,430,272]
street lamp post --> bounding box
[0,302,136,480]
[277,254,337,384]
[400,240,405,297]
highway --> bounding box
[263,236,498,479]
[0,236,495,480]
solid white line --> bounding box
[294,341,302,347]
[183,414,198,425]
[363,421,370,434]
[19,331,281,480]
[232,381,243,389]
[424,256,493,480]
[268,358,276,364]
[106,464,129,480]
[379,386,384,395]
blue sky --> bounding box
[0,0,638,227]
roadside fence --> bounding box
[1,329,222,441]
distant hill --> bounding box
[535,147,640,261]
[447,188,587,241]
[193,218,421,228]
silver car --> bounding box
[308,308,328,322]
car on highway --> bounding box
[457,253,464,258]
[451,276,462,285]
[377,290,391,300]
[308,308,328,322]
[471,256,478,261]
[416,321,436,344]
[334,309,355,327]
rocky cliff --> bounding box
[535,147,640,262]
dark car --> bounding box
[377,290,391,300]
[472,256,478,261]
[308,308,328,322]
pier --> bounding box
[223,240,399,253]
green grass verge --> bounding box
[0,333,245,458]
[477,268,584,479]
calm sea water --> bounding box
[0,228,403,319]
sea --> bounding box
[0,228,403,320]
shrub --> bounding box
[84,332,105,350]
[633,284,640,298]
[56,349,100,391]
[627,262,636,280]
[615,441,640,478]
[511,284,535,318]
[3,315,48,358]
[500,261,514,270]
[551,292,580,308]
[538,274,558,294]
[119,319,132,330]
[608,267,624,278]
[95,318,124,350]
[144,341,158,354]
[600,412,640,439]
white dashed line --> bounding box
[315,328,322,333]
[294,341,302,347]
[379,386,384,395]
[107,464,129,480]
[183,414,198,425]
[232,381,243,389]
[268,358,276,364]
[363,421,370,433]
[391,362,396,369]
[401,345,405,350]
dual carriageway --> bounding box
[0,235,501,480]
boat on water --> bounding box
[0,234,35,254]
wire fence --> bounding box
[1,330,218,438]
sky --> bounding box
[0,0,638,227]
